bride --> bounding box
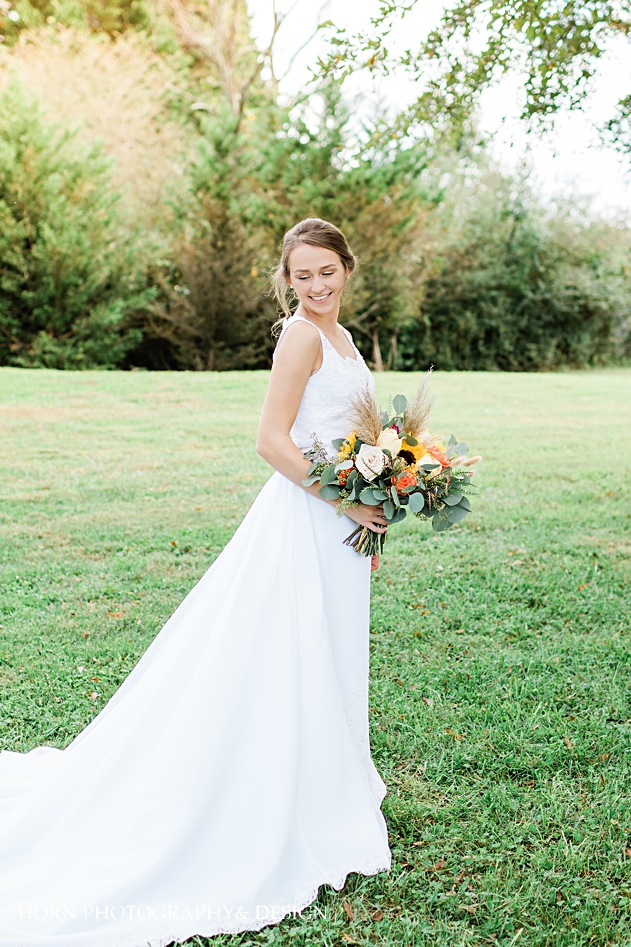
[0,218,392,946]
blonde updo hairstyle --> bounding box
[271,218,357,332]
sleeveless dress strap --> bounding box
[274,314,327,362]
[278,314,323,339]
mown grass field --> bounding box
[1,367,630,947]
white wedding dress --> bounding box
[0,314,391,947]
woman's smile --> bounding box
[309,291,332,303]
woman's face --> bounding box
[287,243,347,319]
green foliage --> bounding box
[398,178,631,371]
[1,7,630,372]
[319,1,631,137]
[0,80,153,369]
[134,110,275,371]
[2,0,150,43]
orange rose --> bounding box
[427,446,450,468]
[394,471,417,494]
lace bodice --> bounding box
[275,314,375,456]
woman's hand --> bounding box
[370,555,380,572]
[343,502,388,533]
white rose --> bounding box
[355,443,387,481]
[376,427,403,456]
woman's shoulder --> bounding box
[273,315,321,361]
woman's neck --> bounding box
[294,304,341,334]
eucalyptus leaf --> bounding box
[381,411,389,427]
[335,460,354,471]
[403,435,418,446]
[383,500,394,520]
[447,505,470,524]
[408,492,425,513]
[320,464,338,485]
[360,488,380,506]
[372,489,388,501]
[391,507,407,524]
[432,516,450,532]
[393,394,408,414]
[331,438,345,449]
[457,495,471,511]
[319,483,340,500]
[448,434,458,448]
[443,493,463,506]
[301,476,320,487]
[455,443,469,455]
[391,486,400,508]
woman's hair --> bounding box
[270,218,357,330]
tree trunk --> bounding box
[372,328,383,372]
[386,333,398,371]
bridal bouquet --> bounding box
[302,376,482,557]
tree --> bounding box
[0,80,152,368]
[1,0,150,42]
[321,1,631,138]
[397,168,631,370]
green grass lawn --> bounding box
[1,367,630,947]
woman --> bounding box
[0,218,392,947]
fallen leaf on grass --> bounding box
[422,697,434,709]
[341,935,360,945]
[108,612,124,619]
[430,859,447,871]
[564,736,573,750]
[342,901,354,921]
[625,848,631,858]
[600,753,611,762]
[459,904,477,914]
[445,729,464,740]
[578,583,589,591]
[371,909,384,922]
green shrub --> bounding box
[398,183,631,371]
[0,79,153,369]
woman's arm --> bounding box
[256,320,321,488]
[256,322,387,535]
